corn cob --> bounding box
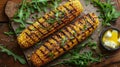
[30,13,100,67]
[17,0,83,48]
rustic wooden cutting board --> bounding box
[4,0,120,67]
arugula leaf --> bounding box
[91,0,120,26]
[4,31,15,36]
[62,51,99,67]
[0,45,26,64]
[13,0,62,34]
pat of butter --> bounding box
[105,30,112,38]
[104,41,118,49]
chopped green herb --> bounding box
[46,18,56,24]
[0,45,26,64]
[70,36,75,40]
[48,52,54,58]
[72,30,76,36]
[61,37,68,47]
[83,25,87,30]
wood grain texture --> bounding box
[0,0,21,22]
[0,0,8,22]
[0,0,120,67]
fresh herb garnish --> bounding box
[72,30,76,36]
[4,31,15,36]
[48,52,54,58]
[46,18,56,24]
[91,0,120,26]
[60,37,68,47]
[13,0,62,34]
[46,10,65,24]
[83,25,87,30]
[0,45,26,64]
[62,51,99,67]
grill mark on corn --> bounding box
[87,14,95,23]
[65,27,75,40]
[64,4,77,17]
[85,16,94,26]
[47,39,61,53]
[38,49,50,59]
[59,32,70,48]
[24,40,31,47]
[50,36,62,50]
[51,36,60,45]
[40,16,51,31]
[65,26,79,46]
[37,48,50,60]
[57,32,70,49]
[51,11,61,25]
[24,32,36,43]
[78,18,84,24]
[55,34,67,51]
[34,52,44,63]
[68,24,79,43]
[43,43,52,52]
[38,46,51,59]
[47,12,60,28]
[83,16,93,29]
[60,30,74,47]
[38,16,48,28]
[26,28,39,43]
[30,25,42,40]
[61,29,74,43]
[86,14,96,29]
[52,10,66,25]
[51,35,67,52]
[70,4,77,12]
[73,22,83,38]
[42,16,47,20]
[62,5,76,17]
[52,35,66,51]
[56,7,70,22]
[36,20,46,34]
[87,14,96,29]
[25,34,34,46]
[37,21,49,32]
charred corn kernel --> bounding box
[31,13,100,67]
[17,0,83,49]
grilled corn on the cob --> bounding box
[17,0,83,48]
[31,13,100,67]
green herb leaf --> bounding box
[61,37,68,47]
[13,0,62,34]
[91,0,120,26]
[63,51,99,67]
[4,31,14,36]
[0,45,26,64]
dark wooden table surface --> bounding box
[0,0,120,67]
